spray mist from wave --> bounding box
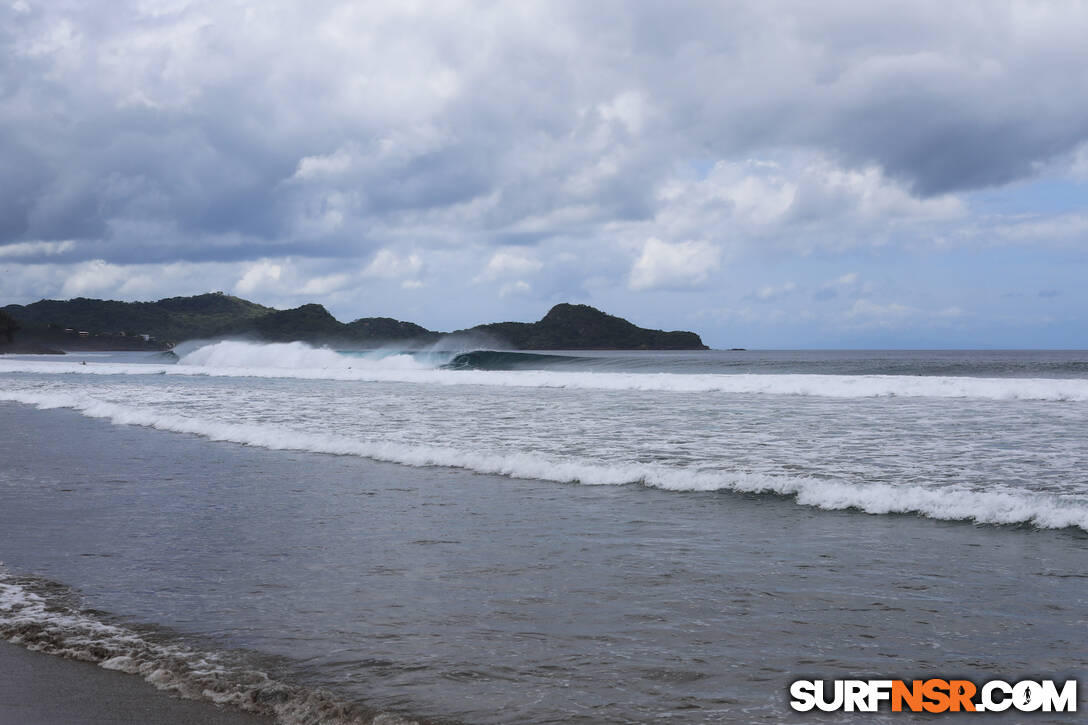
[177,340,432,371]
[173,340,577,372]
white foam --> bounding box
[177,340,430,371]
[179,340,350,369]
[2,389,1085,531]
[3,350,1088,401]
[0,566,416,724]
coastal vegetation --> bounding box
[1,293,708,350]
[464,303,706,350]
[0,309,18,343]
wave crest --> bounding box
[2,390,1085,531]
[4,352,1088,400]
[177,340,430,371]
[441,350,586,370]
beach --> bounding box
[0,640,270,725]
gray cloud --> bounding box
[5,0,1087,266]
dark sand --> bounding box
[0,641,271,725]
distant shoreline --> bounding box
[2,294,710,350]
[0,342,65,355]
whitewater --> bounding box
[2,341,1088,401]
[1,342,1086,531]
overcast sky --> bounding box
[3,1,1087,347]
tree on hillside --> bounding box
[0,310,20,343]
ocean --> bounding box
[1,345,1085,723]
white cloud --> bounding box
[599,90,649,135]
[55,259,213,301]
[648,155,965,256]
[235,260,285,295]
[628,238,721,291]
[845,299,917,327]
[973,213,1088,247]
[362,249,423,280]
[299,273,351,296]
[754,281,796,301]
[292,144,360,180]
[693,305,802,324]
[814,272,873,302]
[0,240,76,257]
[499,280,531,297]
[474,250,543,283]
[1069,142,1088,180]
[60,260,128,297]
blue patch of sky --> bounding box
[966,176,1088,216]
[699,244,1087,349]
[683,158,717,180]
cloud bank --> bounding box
[2,1,1087,346]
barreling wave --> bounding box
[441,350,588,371]
[2,390,1085,531]
[3,342,1088,401]
[0,567,420,725]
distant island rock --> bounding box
[1,293,709,351]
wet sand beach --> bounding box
[0,640,271,725]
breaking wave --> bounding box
[440,350,589,370]
[1,390,1085,531]
[0,567,419,725]
[1,340,1087,401]
[179,340,430,371]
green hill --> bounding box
[2,292,270,341]
[461,303,707,349]
[2,294,708,350]
[346,317,440,346]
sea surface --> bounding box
[1,345,1086,723]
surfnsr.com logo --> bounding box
[789,679,1078,713]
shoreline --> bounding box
[0,640,271,725]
